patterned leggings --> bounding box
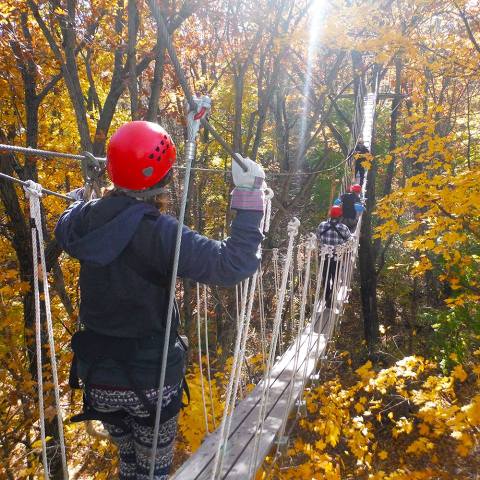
[88,385,180,480]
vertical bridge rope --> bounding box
[247,217,300,478]
[210,190,274,479]
[24,181,69,480]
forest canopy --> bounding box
[0,0,479,478]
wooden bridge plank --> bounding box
[171,320,325,480]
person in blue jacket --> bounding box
[55,121,266,480]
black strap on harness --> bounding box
[319,221,347,241]
[69,329,189,430]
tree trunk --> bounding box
[383,57,402,197]
[127,0,139,119]
[359,158,379,349]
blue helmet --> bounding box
[333,198,342,206]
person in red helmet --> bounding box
[350,183,362,194]
[339,184,363,232]
[55,121,266,479]
[316,205,351,308]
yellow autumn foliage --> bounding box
[261,355,480,479]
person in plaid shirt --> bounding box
[316,205,351,307]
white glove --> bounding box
[67,187,85,201]
[232,154,265,189]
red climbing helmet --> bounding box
[350,184,362,193]
[107,121,176,191]
[330,205,343,218]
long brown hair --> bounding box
[102,171,172,212]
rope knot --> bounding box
[264,187,274,201]
[287,217,300,238]
[262,187,274,233]
[307,233,317,251]
[23,180,43,198]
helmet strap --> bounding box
[116,169,172,200]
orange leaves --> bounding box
[177,361,225,453]
[378,450,388,460]
[392,417,414,438]
[452,365,468,382]
[405,437,434,455]
[266,355,480,480]
[355,360,375,382]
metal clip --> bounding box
[186,95,212,142]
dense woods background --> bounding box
[0,0,479,478]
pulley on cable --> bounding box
[81,151,105,200]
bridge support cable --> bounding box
[247,217,301,478]
[172,320,325,480]
[209,189,274,479]
[203,285,217,429]
[276,234,316,451]
[148,96,212,479]
[197,283,210,434]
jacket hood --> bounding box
[58,195,158,266]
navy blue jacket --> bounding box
[55,193,263,387]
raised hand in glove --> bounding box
[231,155,266,211]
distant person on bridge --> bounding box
[316,205,352,308]
[340,184,363,232]
[55,121,266,480]
[354,140,369,186]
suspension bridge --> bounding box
[0,77,377,480]
[0,2,381,473]
[171,88,376,480]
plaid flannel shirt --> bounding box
[316,220,352,246]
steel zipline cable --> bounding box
[0,143,354,178]
[0,172,73,201]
